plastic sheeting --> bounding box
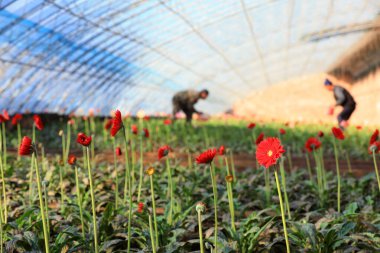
[0,0,378,115]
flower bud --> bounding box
[195,202,206,213]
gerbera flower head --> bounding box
[76,132,92,146]
[68,119,75,125]
[158,145,171,159]
[225,175,233,183]
[33,115,44,131]
[67,154,77,165]
[356,125,362,130]
[317,131,324,138]
[195,202,206,213]
[163,119,172,125]
[256,132,264,145]
[142,128,149,138]
[2,110,9,121]
[145,167,155,176]
[11,113,22,125]
[256,137,285,169]
[131,124,138,135]
[19,136,33,156]
[137,202,144,213]
[305,137,322,152]
[104,118,113,130]
[369,141,380,154]
[115,147,122,156]
[247,122,256,129]
[332,127,344,140]
[143,116,150,121]
[218,145,225,155]
[196,149,217,164]
[279,128,286,135]
[370,129,379,145]
[110,110,123,137]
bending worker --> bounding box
[172,89,209,124]
[324,78,356,129]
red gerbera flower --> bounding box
[110,110,123,137]
[76,132,92,146]
[256,132,264,145]
[158,145,171,159]
[68,154,77,165]
[332,127,344,140]
[2,110,9,121]
[317,131,324,138]
[104,118,113,130]
[356,125,362,130]
[196,149,217,164]
[137,202,144,213]
[68,119,75,125]
[142,128,149,138]
[218,145,225,155]
[369,141,380,154]
[19,136,33,156]
[0,115,5,123]
[163,119,172,125]
[305,137,322,152]
[370,129,379,145]
[143,116,150,121]
[115,147,122,156]
[279,128,286,135]
[247,123,256,129]
[256,137,285,169]
[33,115,44,131]
[131,125,138,135]
[11,113,22,125]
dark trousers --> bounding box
[337,104,356,124]
[173,104,193,123]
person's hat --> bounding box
[324,78,332,86]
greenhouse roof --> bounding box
[0,0,378,115]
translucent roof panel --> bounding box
[0,0,378,115]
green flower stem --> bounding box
[224,156,230,176]
[112,138,119,209]
[65,123,71,162]
[286,148,293,174]
[372,152,380,192]
[305,153,313,181]
[332,138,341,213]
[86,147,98,253]
[74,165,85,240]
[197,209,204,253]
[2,123,7,176]
[149,175,159,248]
[33,148,50,253]
[210,163,218,252]
[0,208,2,253]
[29,125,36,205]
[42,181,50,236]
[137,136,144,202]
[313,151,323,203]
[345,151,352,174]
[187,148,192,170]
[226,180,236,232]
[148,214,156,253]
[274,169,290,253]
[166,158,174,225]
[320,149,327,191]
[279,159,291,220]
[122,128,132,253]
[61,133,66,166]
[0,152,7,223]
[264,168,271,205]
[17,123,21,161]
[59,164,64,214]
[229,150,236,182]
[0,182,3,225]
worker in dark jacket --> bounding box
[324,78,356,129]
[172,89,209,123]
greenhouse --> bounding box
[0,0,379,252]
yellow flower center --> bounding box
[267,150,273,157]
